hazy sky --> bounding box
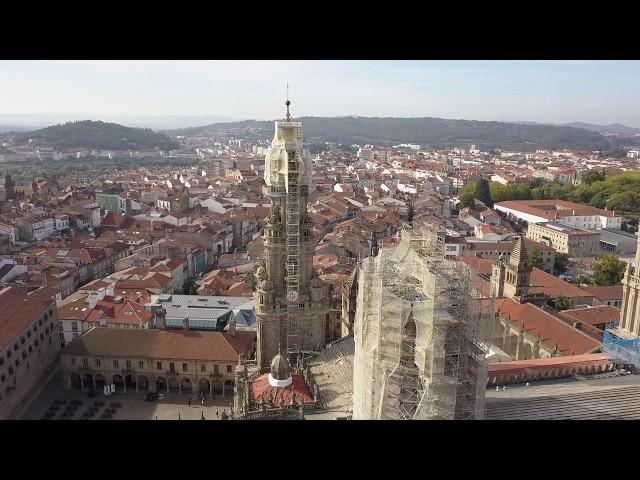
[1,60,639,126]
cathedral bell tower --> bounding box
[254,98,329,368]
[493,237,532,300]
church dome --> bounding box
[270,350,290,381]
[268,345,293,387]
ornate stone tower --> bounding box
[620,233,640,337]
[502,237,532,299]
[490,252,506,298]
[255,100,328,368]
[234,353,249,416]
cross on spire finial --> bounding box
[285,81,291,121]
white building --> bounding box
[494,200,622,230]
[0,223,17,244]
[55,215,69,231]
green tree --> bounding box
[458,191,475,209]
[458,183,476,209]
[474,179,493,207]
[554,253,570,274]
[529,249,543,269]
[528,177,546,189]
[582,169,605,185]
[593,254,627,286]
[552,294,570,311]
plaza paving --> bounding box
[21,371,236,421]
[485,373,640,420]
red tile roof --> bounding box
[0,286,57,351]
[496,199,617,219]
[559,305,621,327]
[62,328,255,362]
[495,297,601,355]
[249,373,314,405]
[581,285,624,302]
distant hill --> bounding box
[0,125,36,133]
[16,120,179,150]
[560,122,640,135]
[166,116,621,151]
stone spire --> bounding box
[509,236,529,269]
[503,236,532,300]
[285,82,291,121]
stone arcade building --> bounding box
[61,326,255,398]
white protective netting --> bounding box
[264,121,311,192]
[352,229,492,420]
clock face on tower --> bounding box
[287,290,299,302]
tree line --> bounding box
[458,171,640,215]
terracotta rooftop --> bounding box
[62,327,255,362]
[496,199,617,219]
[559,305,621,327]
[581,285,624,301]
[249,373,314,405]
[0,286,57,351]
[488,353,610,374]
[495,297,601,355]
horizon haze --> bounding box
[1,60,640,129]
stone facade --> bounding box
[61,352,237,397]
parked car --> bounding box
[145,392,160,402]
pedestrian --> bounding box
[188,398,191,406]
[216,410,219,417]
[201,397,204,406]
[525,382,530,388]
[502,385,506,391]
[495,385,500,392]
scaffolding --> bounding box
[602,329,640,369]
[352,228,492,420]
[263,119,311,358]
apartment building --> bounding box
[527,222,600,257]
[0,287,60,419]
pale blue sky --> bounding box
[0,60,639,126]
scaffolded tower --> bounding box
[352,228,492,420]
[256,99,326,368]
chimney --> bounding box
[228,319,236,336]
[156,308,166,330]
[88,292,99,309]
[182,317,190,331]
